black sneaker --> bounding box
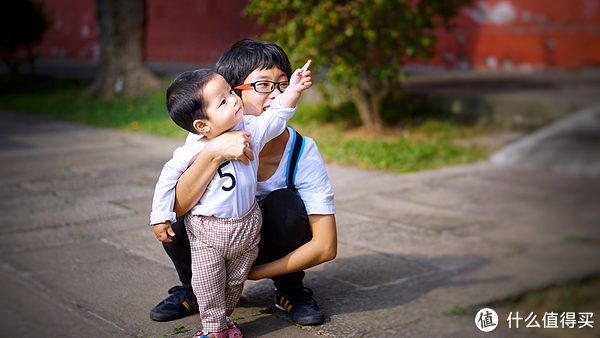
[150,286,198,321]
[274,287,324,325]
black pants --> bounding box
[162,189,312,292]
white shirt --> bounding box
[256,126,335,216]
[150,95,294,224]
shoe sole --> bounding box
[149,309,198,322]
[149,313,187,322]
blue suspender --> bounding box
[285,127,305,192]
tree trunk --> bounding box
[351,87,375,128]
[349,77,389,131]
[83,0,162,99]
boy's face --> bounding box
[241,66,288,117]
[196,75,243,138]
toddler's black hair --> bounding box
[166,68,218,134]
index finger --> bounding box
[301,60,312,72]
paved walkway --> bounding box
[0,105,599,338]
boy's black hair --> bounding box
[166,68,218,134]
[215,38,292,97]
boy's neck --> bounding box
[200,129,230,141]
[205,119,243,140]
[201,133,216,141]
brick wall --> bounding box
[17,0,600,70]
[145,0,257,63]
[36,0,99,60]
[29,0,255,64]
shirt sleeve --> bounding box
[294,137,336,215]
[246,95,296,151]
[150,140,205,225]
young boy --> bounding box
[151,62,312,338]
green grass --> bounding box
[517,276,600,313]
[440,305,464,315]
[291,101,489,173]
[0,75,186,138]
[314,131,484,173]
[0,75,489,174]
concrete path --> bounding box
[490,103,600,176]
[0,106,599,338]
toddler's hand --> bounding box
[207,130,254,165]
[154,221,175,243]
[290,60,312,93]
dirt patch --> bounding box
[453,131,526,151]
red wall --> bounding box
[28,0,256,63]
[36,0,99,60]
[145,0,257,63]
[20,0,600,70]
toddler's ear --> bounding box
[193,119,209,134]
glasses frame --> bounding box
[234,80,289,93]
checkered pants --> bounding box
[184,202,261,333]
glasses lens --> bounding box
[254,81,274,93]
[277,82,289,92]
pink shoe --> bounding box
[226,327,243,338]
[226,320,243,338]
[194,331,209,338]
[194,330,228,338]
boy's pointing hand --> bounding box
[291,60,312,92]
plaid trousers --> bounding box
[185,202,261,333]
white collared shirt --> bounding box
[150,95,294,224]
[256,126,335,216]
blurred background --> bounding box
[4,0,599,72]
[1,0,599,173]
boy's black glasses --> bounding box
[234,80,289,93]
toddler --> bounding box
[151,61,311,338]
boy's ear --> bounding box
[192,119,210,134]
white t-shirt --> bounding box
[150,95,293,224]
[256,126,335,216]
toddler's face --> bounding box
[240,67,289,117]
[200,75,244,138]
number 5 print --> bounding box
[218,161,236,191]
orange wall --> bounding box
[433,0,600,69]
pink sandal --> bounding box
[194,317,242,338]
[225,327,242,338]
[226,320,243,338]
[194,330,228,338]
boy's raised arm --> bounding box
[279,60,312,109]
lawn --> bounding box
[0,75,491,174]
